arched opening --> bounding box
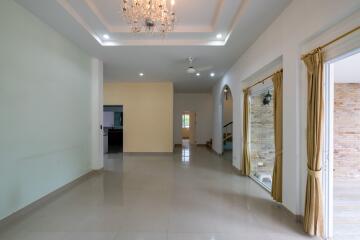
[221,85,233,159]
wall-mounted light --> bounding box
[263,91,272,105]
[224,86,230,100]
[139,73,144,77]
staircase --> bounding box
[223,122,233,151]
[205,122,233,150]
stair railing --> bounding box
[223,122,233,143]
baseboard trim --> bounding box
[0,170,98,229]
[123,152,173,156]
[209,147,222,156]
[296,214,304,223]
[174,144,207,147]
[282,205,304,223]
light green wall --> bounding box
[0,0,93,220]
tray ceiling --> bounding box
[57,0,245,46]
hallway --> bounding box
[0,146,308,240]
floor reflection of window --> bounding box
[249,88,275,191]
[182,148,190,163]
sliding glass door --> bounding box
[249,88,275,191]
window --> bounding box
[114,112,122,128]
[182,113,190,128]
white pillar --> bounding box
[91,58,104,170]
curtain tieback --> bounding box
[307,168,322,178]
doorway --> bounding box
[181,111,196,145]
[324,50,360,239]
[103,105,123,154]
[222,86,233,158]
[249,84,275,191]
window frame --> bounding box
[182,113,190,129]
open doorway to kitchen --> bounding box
[323,49,360,239]
[103,105,123,154]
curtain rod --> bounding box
[302,25,360,59]
[246,69,283,90]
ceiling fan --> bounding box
[186,57,213,74]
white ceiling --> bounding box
[334,51,360,83]
[57,0,244,46]
[15,0,292,92]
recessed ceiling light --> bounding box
[196,73,200,76]
[103,34,110,40]
[216,33,223,39]
[210,73,215,77]
[139,73,144,77]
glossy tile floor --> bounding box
[0,143,311,240]
[334,179,360,240]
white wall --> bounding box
[103,112,115,128]
[91,59,104,170]
[333,51,360,83]
[0,0,102,220]
[212,0,360,215]
[174,93,213,145]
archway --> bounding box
[221,85,233,159]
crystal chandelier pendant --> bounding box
[121,0,176,35]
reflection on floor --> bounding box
[108,145,123,153]
[251,172,272,191]
[222,150,232,162]
[0,145,310,240]
[334,180,360,240]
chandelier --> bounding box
[121,0,176,34]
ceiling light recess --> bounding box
[216,33,223,39]
[139,73,144,77]
[210,73,215,77]
[103,34,110,40]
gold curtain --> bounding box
[271,70,283,202]
[302,48,324,237]
[241,89,250,176]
